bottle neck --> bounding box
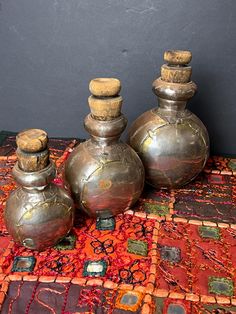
[156,98,187,112]
[90,135,120,146]
[84,113,127,147]
[22,185,47,192]
[13,161,56,188]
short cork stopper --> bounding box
[88,78,122,121]
[164,50,192,65]
[16,129,49,172]
[161,50,192,83]
[89,78,121,97]
[16,129,48,153]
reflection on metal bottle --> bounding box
[65,78,144,218]
[128,50,209,189]
[4,129,74,251]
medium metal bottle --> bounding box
[128,50,209,189]
[4,129,74,251]
[65,78,144,218]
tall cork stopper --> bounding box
[16,129,49,172]
[88,78,122,121]
[161,50,192,83]
[152,50,197,101]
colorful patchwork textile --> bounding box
[0,132,235,313]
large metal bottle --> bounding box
[4,129,74,251]
[128,50,209,189]
[65,78,144,218]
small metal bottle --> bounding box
[65,78,145,218]
[128,50,209,189]
[4,129,74,251]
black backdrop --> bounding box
[0,0,235,155]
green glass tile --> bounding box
[203,304,236,313]
[199,226,220,240]
[228,159,236,171]
[209,277,234,296]
[54,234,76,250]
[83,260,107,277]
[127,239,148,256]
[160,245,181,264]
[12,256,36,272]
[120,293,138,306]
[96,217,115,230]
[144,203,169,216]
[154,297,165,313]
[167,304,186,314]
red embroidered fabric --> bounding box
[0,135,235,313]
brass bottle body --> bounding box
[128,51,209,189]
[5,162,74,251]
[65,114,144,218]
[128,101,209,188]
[4,129,74,251]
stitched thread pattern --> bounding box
[0,135,235,313]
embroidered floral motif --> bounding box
[43,254,76,275]
[133,221,153,238]
[91,239,114,255]
[119,260,146,284]
[1,136,236,314]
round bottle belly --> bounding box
[5,185,74,251]
[139,122,208,188]
[80,160,143,217]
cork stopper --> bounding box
[164,50,192,65]
[16,129,49,172]
[16,129,48,153]
[89,78,121,97]
[88,78,123,121]
[161,50,192,83]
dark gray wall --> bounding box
[0,0,235,155]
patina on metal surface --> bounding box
[65,78,144,218]
[128,50,209,189]
[4,129,74,251]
